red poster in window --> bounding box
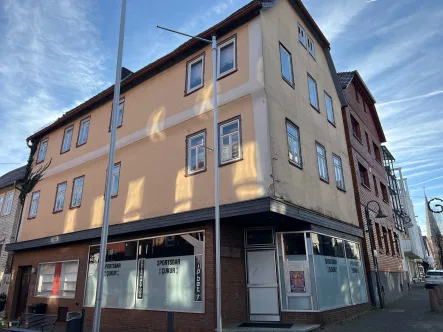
[52,263,62,296]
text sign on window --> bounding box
[84,232,205,312]
[194,254,203,302]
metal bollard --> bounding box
[430,289,440,311]
[434,286,443,305]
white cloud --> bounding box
[377,90,443,107]
[304,0,368,42]
[0,0,107,175]
[409,176,443,188]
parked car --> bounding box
[425,270,443,289]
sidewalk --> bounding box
[322,283,443,332]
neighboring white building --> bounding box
[396,168,426,282]
[0,166,26,309]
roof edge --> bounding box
[351,70,387,143]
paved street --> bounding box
[322,284,443,332]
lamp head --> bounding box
[376,209,387,219]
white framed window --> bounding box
[187,131,206,174]
[298,23,307,48]
[61,125,74,154]
[219,117,241,164]
[71,176,84,208]
[111,163,121,197]
[29,191,40,218]
[0,194,4,214]
[324,92,335,124]
[316,143,328,181]
[54,182,67,212]
[2,191,14,216]
[308,74,319,110]
[36,138,48,163]
[333,154,345,190]
[109,99,125,130]
[307,35,315,59]
[217,36,236,78]
[279,43,294,87]
[286,120,302,167]
[35,260,79,298]
[186,54,204,93]
[77,117,90,146]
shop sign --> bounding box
[194,254,203,302]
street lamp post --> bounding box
[365,200,387,309]
[156,26,222,332]
[92,1,127,331]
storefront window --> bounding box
[344,241,368,304]
[36,260,79,298]
[84,231,204,312]
[312,233,352,310]
[278,233,313,310]
[278,232,368,312]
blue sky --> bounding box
[0,0,441,227]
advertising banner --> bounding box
[283,261,310,296]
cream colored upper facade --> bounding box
[18,0,358,242]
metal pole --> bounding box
[365,207,385,309]
[92,1,126,331]
[212,34,222,332]
[155,25,221,332]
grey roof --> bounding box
[0,165,26,190]
[337,71,355,89]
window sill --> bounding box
[35,160,45,165]
[185,168,207,177]
[282,77,295,89]
[27,216,37,220]
[376,159,383,165]
[217,68,237,81]
[219,157,243,168]
[337,186,346,193]
[319,177,329,184]
[60,149,70,155]
[353,134,363,144]
[69,205,81,210]
[288,159,303,170]
[108,124,123,133]
[328,120,336,127]
[52,210,63,215]
[310,104,320,113]
[76,142,87,148]
[361,183,371,191]
[383,199,389,205]
[184,84,204,97]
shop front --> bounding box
[83,230,205,313]
[243,227,369,324]
[7,213,369,330]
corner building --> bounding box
[6,1,370,330]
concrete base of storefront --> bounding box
[367,271,410,307]
[222,322,320,332]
